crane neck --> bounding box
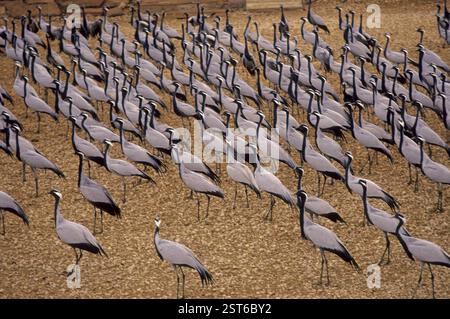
[361,186,371,223]
[77,154,84,188]
[297,194,307,240]
[53,196,63,227]
[14,129,21,161]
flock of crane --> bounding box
[0,1,449,299]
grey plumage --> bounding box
[395,213,450,298]
[50,189,107,266]
[345,152,399,211]
[103,140,155,202]
[297,190,359,286]
[12,125,65,197]
[0,191,29,235]
[153,216,213,299]
[76,152,120,234]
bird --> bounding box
[344,152,399,211]
[22,76,58,133]
[394,213,450,299]
[224,139,261,209]
[153,216,214,299]
[172,143,224,222]
[307,2,330,34]
[296,167,345,223]
[49,189,107,266]
[312,112,348,169]
[114,118,166,174]
[80,113,120,144]
[297,190,360,285]
[12,125,65,197]
[75,151,121,234]
[0,191,29,236]
[103,139,155,203]
[298,124,344,196]
[251,143,295,221]
[345,103,393,173]
[417,136,450,212]
[359,179,410,265]
[69,116,105,172]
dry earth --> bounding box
[0,0,449,298]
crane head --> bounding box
[154,216,161,228]
[49,189,62,199]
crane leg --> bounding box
[36,112,41,134]
[100,211,104,234]
[319,249,325,285]
[412,262,424,299]
[22,163,26,183]
[269,196,275,221]
[197,194,201,222]
[324,252,330,286]
[180,267,186,299]
[244,185,249,208]
[321,176,327,196]
[316,173,321,196]
[233,184,237,210]
[73,248,79,266]
[122,177,127,203]
[407,163,413,185]
[174,266,180,299]
[428,264,435,299]
[88,160,92,179]
[437,184,443,212]
[414,168,419,192]
[93,208,97,235]
[32,168,39,197]
[378,233,391,266]
[205,195,210,220]
[0,212,4,236]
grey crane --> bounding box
[345,103,393,173]
[114,118,165,174]
[172,143,224,222]
[50,189,107,266]
[297,190,359,285]
[359,179,410,265]
[345,152,399,211]
[394,213,450,299]
[80,113,120,143]
[411,102,450,157]
[0,191,29,236]
[69,116,105,173]
[296,167,344,223]
[103,139,155,202]
[298,124,344,196]
[417,136,450,212]
[397,120,421,191]
[76,151,121,234]
[22,76,58,133]
[251,144,295,221]
[307,2,330,34]
[224,139,261,209]
[312,112,347,168]
[12,125,65,196]
[384,33,404,65]
[153,216,214,299]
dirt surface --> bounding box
[0,0,449,299]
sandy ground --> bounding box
[0,0,449,299]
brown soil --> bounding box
[0,0,449,299]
